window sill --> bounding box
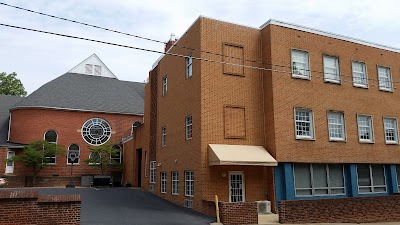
[385,142,399,145]
[223,72,245,77]
[353,84,369,89]
[161,192,166,194]
[172,193,179,196]
[324,79,341,84]
[329,138,346,142]
[67,164,80,165]
[185,195,194,198]
[296,137,315,141]
[379,88,394,93]
[359,140,374,144]
[292,74,310,80]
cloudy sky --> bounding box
[1,0,400,94]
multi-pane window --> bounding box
[294,163,345,196]
[357,164,386,193]
[186,56,192,78]
[150,161,156,184]
[67,144,80,164]
[357,115,373,142]
[323,56,340,83]
[44,130,57,164]
[328,111,345,141]
[110,145,122,163]
[161,127,166,147]
[378,66,392,91]
[384,118,398,144]
[352,61,368,87]
[172,172,179,195]
[186,115,192,140]
[161,172,167,193]
[291,49,310,79]
[88,152,100,165]
[162,76,167,96]
[185,171,194,196]
[295,108,314,139]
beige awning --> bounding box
[208,144,277,166]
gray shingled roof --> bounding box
[0,95,24,147]
[12,73,145,115]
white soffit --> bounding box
[208,144,277,166]
[68,53,118,79]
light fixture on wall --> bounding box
[221,171,227,177]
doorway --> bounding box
[6,151,15,174]
[229,171,245,202]
[136,149,142,187]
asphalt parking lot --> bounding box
[30,187,214,225]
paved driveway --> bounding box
[31,187,214,225]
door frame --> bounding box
[228,171,245,202]
[6,150,15,174]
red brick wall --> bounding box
[279,195,400,224]
[7,108,142,178]
[4,176,81,188]
[219,202,258,225]
[0,190,80,225]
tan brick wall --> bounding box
[266,24,400,163]
[220,202,258,225]
[8,108,142,177]
[279,195,400,224]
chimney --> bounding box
[165,33,177,52]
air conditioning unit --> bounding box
[256,201,271,214]
[148,184,154,192]
[184,199,193,208]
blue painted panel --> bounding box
[349,164,359,197]
[283,163,295,200]
[274,163,285,203]
[388,164,398,194]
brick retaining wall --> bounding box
[0,190,81,225]
[219,202,258,225]
[5,176,81,188]
[279,195,400,224]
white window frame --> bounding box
[357,164,387,194]
[88,152,100,165]
[377,65,393,92]
[323,55,340,83]
[161,126,166,147]
[172,171,179,195]
[162,76,167,96]
[67,144,80,165]
[294,108,315,140]
[44,130,58,164]
[185,171,194,197]
[150,161,156,184]
[291,49,310,79]
[110,145,122,164]
[383,117,398,144]
[186,55,193,78]
[351,61,368,88]
[357,114,374,143]
[161,172,167,193]
[293,163,346,197]
[327,111,346,141]
[186,115,192,140]
[229,171,245,202]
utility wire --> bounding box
[1,1,398,85]
[0,22,396,89]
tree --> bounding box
[0,72,27,96]
[9,140,65,185]
[85,142,122,175]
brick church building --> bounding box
[0,54,144,186]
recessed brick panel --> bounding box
[224,106,246,138]
[223,43,244,76]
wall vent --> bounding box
[183,199,193,208]
[148,184,154,192]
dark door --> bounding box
[136,149,142,187]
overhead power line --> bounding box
[1,1,398,86]
[0,22,396,89]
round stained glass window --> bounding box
[81,118,112,146]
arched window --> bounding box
[44,130,57,163]
[110,145,121,164]
[44,130,57,143]
[67,144,80,164]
